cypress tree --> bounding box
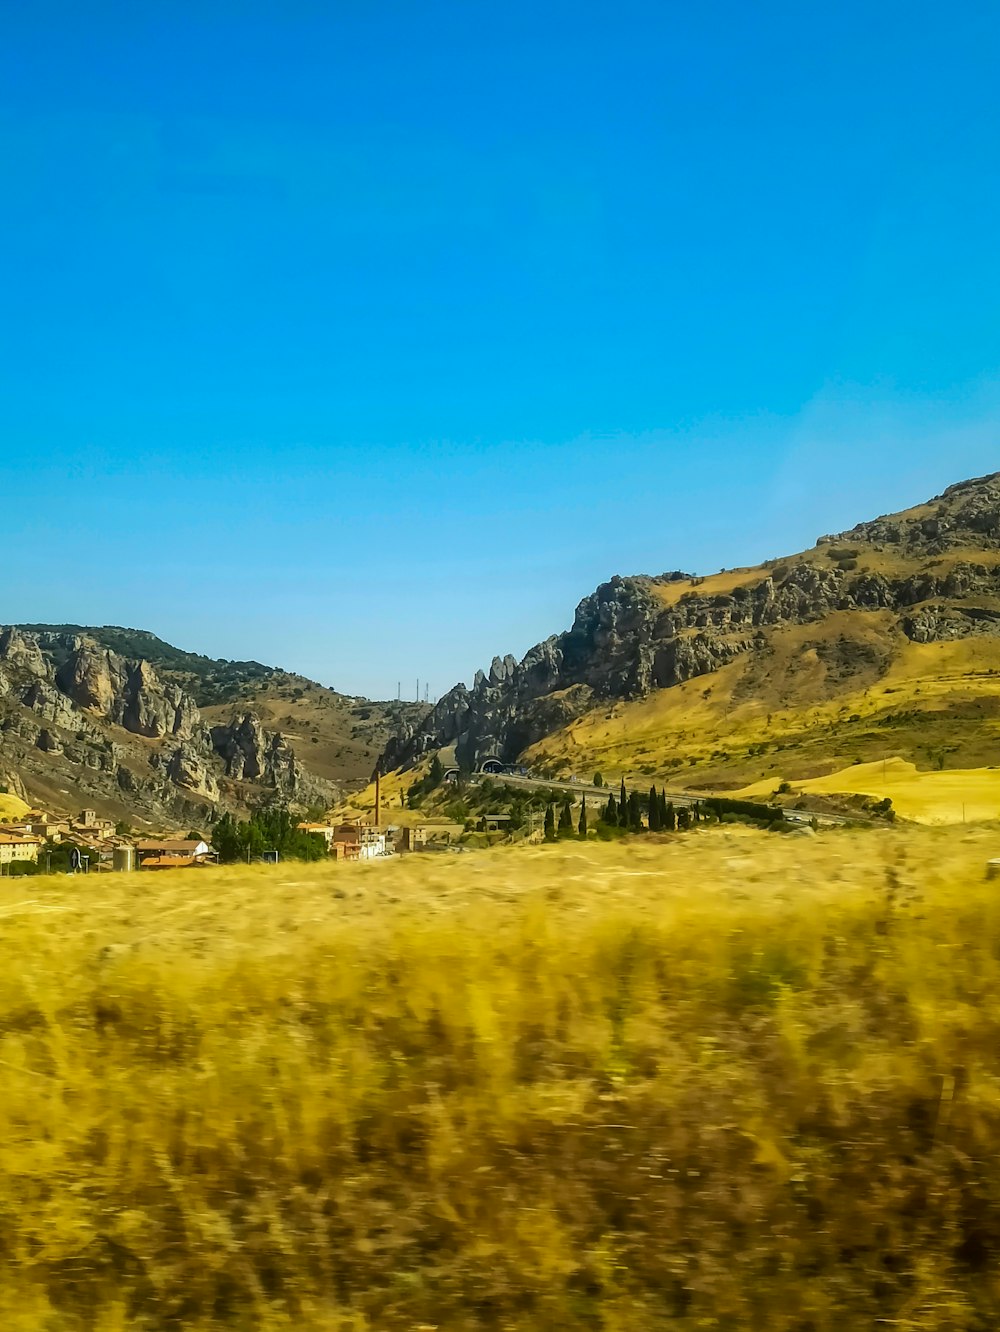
[578,796,588,839]
[558,798,574,833]
[628,790,642,831]
[544,804,556,842]
[648,784,660,831]
[605,794,618,825]
[659,789,669,826]
[620,776,627,811]
[665,800,677,832]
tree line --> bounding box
[211,807,328,864]
[541,779,785,842]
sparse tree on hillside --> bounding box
[593,772,603,787]
[604,794,618,826]
[544,804,556,842]
[578,796,588,839]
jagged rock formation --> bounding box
[0,628,335,824]
[379,472,1000,773]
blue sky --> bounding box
[3,1,999,699]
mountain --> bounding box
[0,626,426,826]
[378,472,1000,789]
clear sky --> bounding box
[3,2,999,699]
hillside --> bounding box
[1,625,426,825]
[378,473,1000,797]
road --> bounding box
[466,770,854,827]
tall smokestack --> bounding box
[374,771,381,828]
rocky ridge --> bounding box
[0,628,333,824]
[379,472,1000,773]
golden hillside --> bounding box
[380,474,1000,805]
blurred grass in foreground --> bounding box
[2,827,1000,1330]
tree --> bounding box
[604,794,618,826]
[211,811,242,863]
[558,798,574,835]
[648,785,660,831]
[620,776,627,810]
[428,753,444,788]
[544,804,556,842]
[211,805,328,864]
[578,796,588,839]
[659,789,669,827]
[594,772,604,787]
[627,790,642,832]
[677,806,691,831]
[664,801,677,832]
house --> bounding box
[135,838,211,869]
[400,823,463,852]
[478,813,512,832]
[29,817,71,839]
[332,822,387,860]
[297,822,337,848]
[73,809,115,836]
[0,833,42,866]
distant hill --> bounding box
[13,625,274,705]
[378,472,1000,792]
[1,625,428,826]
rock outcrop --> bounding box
[379,472,1000,772]
[0,628,335,822]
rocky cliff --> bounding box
[379,472,1000,773]
[0,628,335,824]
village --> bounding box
[0,800,466,874]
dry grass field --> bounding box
[0,790,30,821]
[3,827,1000,1329]
[737,757,1000,824]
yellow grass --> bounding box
[341,761,430,825]
[648,567,763,607]
[0,790,30,821]
[4,828,1000,1328]
[528,623,1000,787]
[738,756,1000,824]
